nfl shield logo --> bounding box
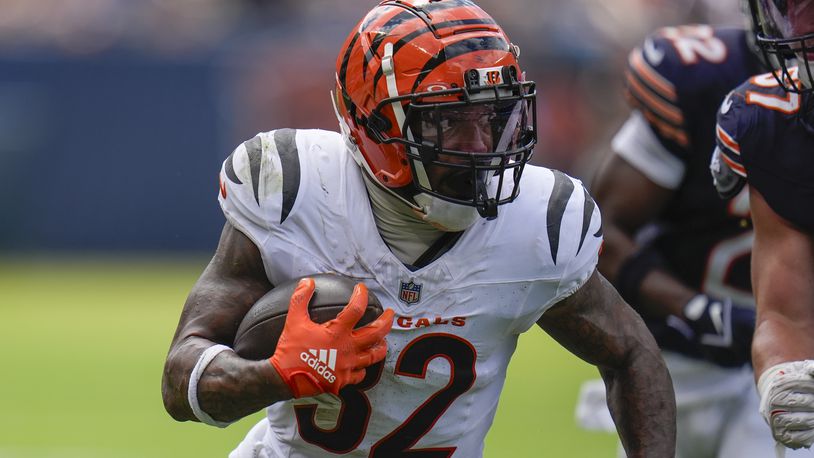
[399,281,422,305]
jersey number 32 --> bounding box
[295,333,476,457]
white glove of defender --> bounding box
[758,360,814,451]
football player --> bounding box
[713,0,814,453]
[161,1,677,457]
[574,10,810,457]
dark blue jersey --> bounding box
[623,25,764,300]
[715,69,814,233]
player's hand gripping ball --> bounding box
[234,274,394,398]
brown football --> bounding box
[233,274,384,360]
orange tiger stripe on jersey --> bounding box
[629,48,678,102]
[716,126,741,155]
[626,72,684,125]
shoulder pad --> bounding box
[714,73,801,181]
[219,129,303,235]
[625,26,749,150]
[717,71,814,231]
[543,169,603,266]
[541,169,603,300]
[710,89,747,177]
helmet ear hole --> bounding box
[465,69,480,88]
[503,65,518,84]
[365,112,393,142]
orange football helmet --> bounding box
[334,0,537,220]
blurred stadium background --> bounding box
[0,0,742,456]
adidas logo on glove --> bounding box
[300,349,337,384]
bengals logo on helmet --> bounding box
[486,70,502,85]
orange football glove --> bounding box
[269,278,394,398]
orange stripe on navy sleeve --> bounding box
[715,125,746,176]
[626,72,684,124]
[716,125,741,155]
[624,47,689,147]
[628,48,677,102]
[639,110,689,147]
[720,151,746,176]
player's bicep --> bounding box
[219,129,303,237]
[170,222,273,346]
[608,111,687,191]
[592,153,674,233]
[537,270,649,369]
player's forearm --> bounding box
[161,225,277,423]
[601,342,676,457]
[637,270,696,318]
[538,273,677,456]
[602,224,694,318]
[750,239,814,375]
[162,336,290,423]
[749,188,814,375]
[753,311,814,377]
[197,348,290,422]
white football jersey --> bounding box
[218,129,603,458]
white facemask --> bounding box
[413,193,482,232]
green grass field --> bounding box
[0,257,617,457]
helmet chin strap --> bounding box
[413,193,482,232]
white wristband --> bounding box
[188,344,234,428]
